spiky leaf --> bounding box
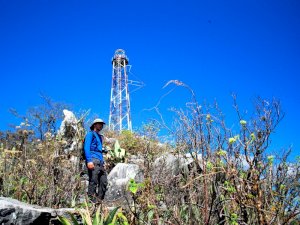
[58,216,72,225]
[104,206,120,225]
[92,205,101,225]
[68,213,80,225]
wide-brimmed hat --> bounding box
[90,118,105,130]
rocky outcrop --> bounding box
[104,153,202,202]
[0,197,73,225]
[57,109,84,155]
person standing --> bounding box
[84,118,107,202]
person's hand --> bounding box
[87,162,95,170]
[102,147,108,154]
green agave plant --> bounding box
[114,140,126,159]
[58,202,125,225]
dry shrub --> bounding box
[120,82,300,225]
[0,129,84,208]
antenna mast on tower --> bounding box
[109,49,132,132]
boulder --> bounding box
[152,152,203,181]
[153,153,180,178]
[105,163,143,202]
[0,197,74,225]
[127,154,144,167]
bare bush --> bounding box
[123,81,299,225]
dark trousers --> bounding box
[87,158,107,200]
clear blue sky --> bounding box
[0,0,299,158]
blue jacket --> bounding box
[84,131,104,163]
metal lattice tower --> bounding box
[109,49,132,132]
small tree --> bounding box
[9,94,69,140]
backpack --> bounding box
[81,131,103,161]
